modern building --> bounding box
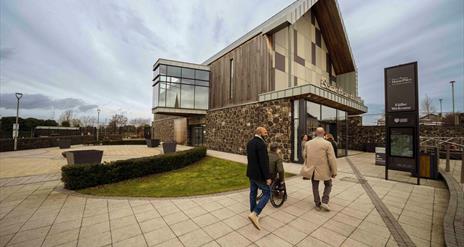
[152,0,367,163]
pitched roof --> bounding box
[202,0,356,74]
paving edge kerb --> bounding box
[439,168,464,247]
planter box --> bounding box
[162,142,177,153]
[63,150,103,165]
[57,138,72,149]
[146,139,160,148]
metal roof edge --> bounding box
[154,58,210,71]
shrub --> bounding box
[61,147,207,190]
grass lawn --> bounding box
[79,156,294,197]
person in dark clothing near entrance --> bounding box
[246,127,271,230]
[325,133,338,158]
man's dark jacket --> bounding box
[246,136,270,183]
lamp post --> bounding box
[96,108,101,141]
[439,98,443,118]
[450,80,457,125]
[14,93,23,151]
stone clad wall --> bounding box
[152,114,177,142]
[348,118,464,151]
[205,99,292,161]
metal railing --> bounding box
[420,136,463,183]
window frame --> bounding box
[152,63,210,110]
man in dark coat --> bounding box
[246,127,271,230]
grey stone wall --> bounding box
[205,99,292,161]
[348,118,464,151]
[152,114,176,142]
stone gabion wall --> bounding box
[348,119,464,151]
[152,114,176,142]
[205,99,292,161]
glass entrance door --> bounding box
[292,99,348,163]
[191,126,204,146]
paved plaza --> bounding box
[0,145,161,179]
[0,145,459,247]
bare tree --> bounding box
[129,118,151,127]
[80,115,96,127]
[70,118,82,127]
[59,110,73,125]
[108,113,128,128]
[421,94,436,116]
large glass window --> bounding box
[159,82,166,107]
[181,84,195,108]
[321,105,337,122]
[167,66,181,77]
[153,66,160,79]
[293,100,299,161]
[307,102,321,119]
[194,86,208,109]
[182,79,195,85]
[306,102,321,134]
[153,77,159,86]
[292,100,348,162]
[152,64,209,111]
[182,68,195,79]
[170,76,181,84]
[337,110,347,157]
[166,82,180,108]
[159,65,167,75]
[153,83,159,108]
[195,80,209,86]
[195,70,209,81]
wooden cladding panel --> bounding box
[209,34,272,109]
[313,0,355,74]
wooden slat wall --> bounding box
[209,34,272,109]
[313,0,355,74]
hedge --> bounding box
[61,147,207,190]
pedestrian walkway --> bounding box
[0,146,450,246]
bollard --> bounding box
[446,144,450,172]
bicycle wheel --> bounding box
[270,181,287,208]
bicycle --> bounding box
[256,178,287,208]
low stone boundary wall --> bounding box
[348,125,464,152]
[0,135,95,152]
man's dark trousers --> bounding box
[311,174,332,206]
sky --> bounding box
[1,0,463,125]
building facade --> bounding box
[152,0,367,162]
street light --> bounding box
[450,80,457,125]
[14,92,23,151]
[96,108,101,141]
[439,98,443,118]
